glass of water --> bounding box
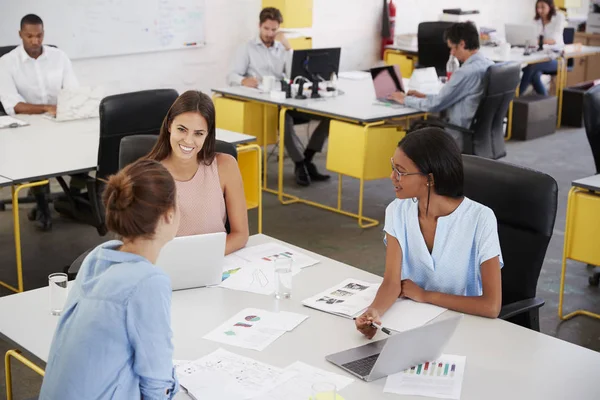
[49,273,68,316]
[311,382,337,400]
[273,257,292,299]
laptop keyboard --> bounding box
[342,353,380,377]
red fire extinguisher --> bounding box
[381,0,396,59]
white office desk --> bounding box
[216,128,256,145]
[0,176,12,187]
[573,174,600,192]
[213,78,421,124]
[479,46,558,64]
[0,117,257,183]
[0,115,100,183]
[0,234,598,400]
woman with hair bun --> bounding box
[40,159,181,400]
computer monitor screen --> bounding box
[290,47,341,81]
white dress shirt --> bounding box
[535,12,566,46]
[228,36,291,86]
[0,45,78,115]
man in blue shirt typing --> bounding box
[390,22,493,150]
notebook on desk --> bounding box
[45,86,104,122]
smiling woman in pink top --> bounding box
[147,90,249,254]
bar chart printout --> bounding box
[384,355,466,399]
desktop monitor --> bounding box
[290,47,341,82]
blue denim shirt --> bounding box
[40,241,179,400]
[405,51,494,128]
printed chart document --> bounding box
[234,242,320,269]
[219,242,320,295]
[302,279,380,318]
[203,308,308,351]
[176,348,296,400]
[256,361,354,400]
[384,354,466,400]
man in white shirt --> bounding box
[228,7,330,187]
[0,14,78,116]
[0,14,79,231]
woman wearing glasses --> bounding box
[355,128,503,339]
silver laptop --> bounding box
[48,86,104,121]
[326,314,462,382]
[505,24,539,47]
[155,232,226,291]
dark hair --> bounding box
[147,90,216,165]
[535,0,557,20]
[443,21,480,50]
[103,159,176,240]
[398,128,464,214]
[20,14,43,30]
[260,7,283,25]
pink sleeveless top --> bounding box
[175,159,227,237]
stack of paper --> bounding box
[203,308,308,351]
[219,243,320,295]
[384,354,466,399]
[255,361,354,400]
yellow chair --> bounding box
[558,180,600,321]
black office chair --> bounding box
[462,155,558,331]
[417,21,454,76]
[413,62,520,159]
[583,84,600,174]
[0,45,17,58]
[52,89,179,235]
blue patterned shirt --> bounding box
[384,197,503,296]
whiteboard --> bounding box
[0,0,206,59]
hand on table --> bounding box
[388,91,406,104]
[45,105,57,117]
[241,77,259,88]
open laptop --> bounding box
[48,86,104,122]
[326,314,462,382]
[155,232,226,291]
[370,65,404,106]
[505,24,539,47]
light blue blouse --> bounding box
[384,197,503,296]
[40,240,178,400]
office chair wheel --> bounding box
[589,272,600,287]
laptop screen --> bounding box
[371,65,404,99]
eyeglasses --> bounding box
[390,158,425,180]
